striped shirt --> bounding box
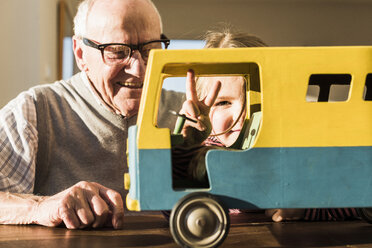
[0,72,103,194]
[0,90,38,193]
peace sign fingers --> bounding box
[186,69,198,102]
[186,69,221,109]
[179,69,221,146]
[203,79,221,108]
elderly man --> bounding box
[0,0,182,230]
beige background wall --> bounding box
[1,0,372,107]
[0,0,58,107]
[154,0,372,46]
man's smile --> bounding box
[116,81,143,88]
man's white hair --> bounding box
[73,0,163,38]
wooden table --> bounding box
[1,212,372,247]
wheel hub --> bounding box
[187,207,217,238]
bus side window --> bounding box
[157,77,186,131]
[306,74,351,102]
[364,74,372,101]
[306,85,320,102]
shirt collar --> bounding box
[80,71,119,114]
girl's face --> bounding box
[207,76,246,147]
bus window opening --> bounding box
[306,74,351,102]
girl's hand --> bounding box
[179,69,221,146]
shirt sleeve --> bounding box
[0,90,38,193]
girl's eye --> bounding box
[214,101,231,106]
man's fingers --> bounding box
[89,194,109,228]
[74,182,123,229]
[186,70,198,102]
[108,192,124,229]
[36,181,123,230]
[76,207,94,228]
[95,183,125,229]
[60,183,95,229]
[204,80,221,107]
[59,205,81,229]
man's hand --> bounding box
[180,70,221,146]
[33,181,124,229]
[265,209,305,222]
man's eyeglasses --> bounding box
[82,34,170,66]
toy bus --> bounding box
[124,46,372,247]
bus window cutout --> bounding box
[306,74,351,102]
[157,77,186,131]
[306,85,320,102]
[364,74,372,101]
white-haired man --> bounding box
[0,0,182,230]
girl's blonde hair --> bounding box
[203,27,267,49]
[196,27,267,99]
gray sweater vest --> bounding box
[32,73,134,198]
[32,73,184,200]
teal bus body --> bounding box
[128,125,372,211]
[207,146,372,209]
[128,125,194,210]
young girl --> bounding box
[174,27,359,222]
[179,28,266,146]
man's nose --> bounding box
[123,50,146,77]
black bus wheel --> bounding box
[170,193,230,248]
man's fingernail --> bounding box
[115,219,124,229]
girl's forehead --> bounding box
[197,75,246,99]
[204,76,245,84]
[215,77,245,96]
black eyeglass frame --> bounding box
[82,34,170,64]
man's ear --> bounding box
[73,36,88,72]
